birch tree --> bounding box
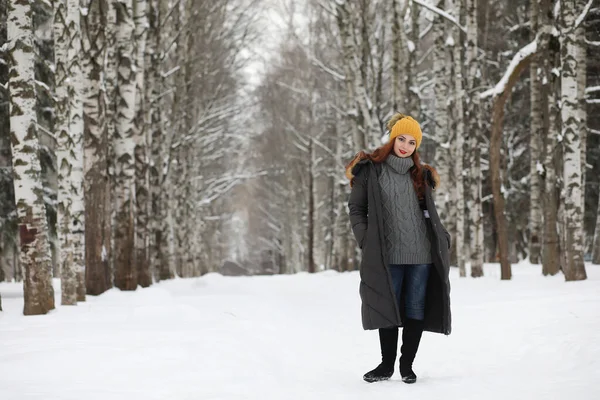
[528,0,544,265]
[54,0,85,304]
[432,0,450,221]
[560,0,588,281]
[112,0,138,290]
[449,0,466,276]
[8,0,55,314]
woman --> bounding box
[345,113,452,384]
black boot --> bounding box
[399,319,424,384]
[363,327,398,383]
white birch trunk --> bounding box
[433,0,450,221]
[54,0,77,305]
[8,0,55,314]
[560,0,587,281]
[450,0,466,277]
[67,0,85,302]
[528,0,543,265]
[113,0,138,290]
[55,0,85,304]
[576,0,587,228]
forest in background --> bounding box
[0,0,599,315]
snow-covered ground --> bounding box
[1,262,599,400]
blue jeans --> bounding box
[389,264,431,321]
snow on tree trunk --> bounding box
[465,0,484,277]
[54,0,77,305]
[559,0,587,281]
[432,0,450,222]
[133,0,151,287]
[576,0,587,229]
[528,0,543,265]
[113,0,138,290]
[8,0,55,314]
[67,0,85,302]
[82,0,112,295]
[449,0,466,277]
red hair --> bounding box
[345,140,426,200]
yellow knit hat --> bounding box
[389,116,423,149]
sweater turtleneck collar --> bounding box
[385,154,414,175]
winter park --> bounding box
[1,0,600,399]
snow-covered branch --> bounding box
[480,40,537,99]
[572,0,594,31]
[413,0,466,33]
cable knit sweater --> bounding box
[378,155,432,265]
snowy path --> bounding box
[1,263,599,400]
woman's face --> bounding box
[393,135,417,158]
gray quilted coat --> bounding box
[347,158,452,335]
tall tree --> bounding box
[8,0,56,314]
[528,0,543,265]
[465,0,484,277]
[449,0,466,277]
[112,0,138,290]
[133,0,151,287]
[82,0,112,295]
[559,0,587,281]
[54,0,86,304]
[541,0,561,276]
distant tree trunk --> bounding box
[576,0,587,218]
[433,0,450,221]
[336,1,365,152]
[528,0,543,265]
[465,0,484,277]
[8,0,55,314]
[405,0,420,117]
[559,0,587,281]
[450,0,466,277]
[133,0,151,287]
[66,0,86,302]
[391,0,408,111]
[541,0,561,276]
[0,0,12,286]
[488,47,535,281]
[82,0,112,295]
[113,0,138,290]
[147,0,172,281]
[593,195,600,264]
[308,138,316,273]
[54,0,80,305]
